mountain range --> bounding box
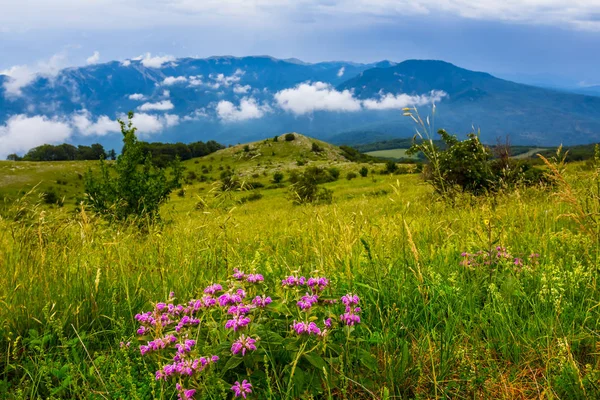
[1,55,600,155]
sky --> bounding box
[1,0,599,86]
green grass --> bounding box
[364,148,417,160]
[1,138,600,399]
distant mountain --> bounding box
[338,60,600,145]
[2,56,600,154]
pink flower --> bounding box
[252,295,272,308]
[246,274,264,283]
[233,268,245,280]
[341,293,359,306]
[231,334,257,356]
[204,284,223,295]
[225,314,251,331]
[231,380,252,398]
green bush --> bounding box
[272,171,284,184]
[289,167,334,205]
[311,142,323,153]
[285,133,296,142]
[346,172,357,180]
[327,167,340,181]
[84,112,182,223]
[359,166,369,177]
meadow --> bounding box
[1,135,600,399]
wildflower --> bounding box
[307,277,329,291]
[169,291,175,299]
[291,320,321,336]
[341,293,359,306]
[281,275,306,287]
[228,304,252,315]
[225,314,251,331]
[324,318,332,328]
[219,291,245,307]
[204,284,223,295]
[231,380,252,398]
[252,295,272,308]
[231,334,257,356]
[246,273,264,283]
[514,258,522,266]
[137,326,146,335]
[297,293,319,310]
[340,312,361,326]
[176,383,196,400]
[233,268,246,280]
[156,302,167,311]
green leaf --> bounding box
[221,356,243,374]
[357,349,378,372]
[303,353,327,371]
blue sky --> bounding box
[1,0,599,86]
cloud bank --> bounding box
[274,82,446,115]
[138,100,175,111]
[216,97,269,122]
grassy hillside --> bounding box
[2,135,600,399]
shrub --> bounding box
[404,107,547,196]
[238,192,263,203]
[245,181,264,190]
[327,167,340,181]
[220,170,239,191]
[359,166,369,177]
[382,160,398,174]
[84,112,182,223]
[311,142,323,153]
[272,171,284,184]
[285,133,295,141]
[273,135,278,142]
[243,145,250,153]
[43,188,62,206]
[346,172,357,180]
[289,167,334,204]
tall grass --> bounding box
[1,169,600,398]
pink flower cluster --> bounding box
[155,355,219,380]
[252,295,272,308]
[460,247,540,269]
[297,293,319,310]
[176,383,196,400]
[340,293,361,326]
[292,320,323,336]
[231,380,253,398]
[282,275,329,292]
[139,334,177,355]
[233,268,264,284]
[231,334,257,356]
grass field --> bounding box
[1,135,600,399]
[364,148,417,160]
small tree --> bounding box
[84,112,182,223]
[359,166,368,177]
[285,133,295,142]
[289,167,333,205]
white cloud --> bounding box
[188,75,203,86]
[337,66,345,77]
[0,114,72,158]
[128,93,146,100]
[216,97,269,122]
[274,81,447,114]
[1,52,67,96]
[183,108,209,121]
[162,76,188,85]
[71,109,120,136]
[274,81,362,115]
[362,90,447,110]
[162,90,170,97]
[129,112,180,135]
[233,84,251,94]
[86,51,100,65]
[138,100,175,111]
[140,53,176,68]
[0,1,598,32]
[208,69,244,88]
[121,60,132,67]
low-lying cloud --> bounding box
[1,52,67,96]
[216,97,269,122]
[139,53,176,68]
[0,114,72,158]
[162,76,188,85]
[274,82,362,115]
[138,100,175,111]
[274,82,447,115]
[362,90,447,110]
[86,51,100,65]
